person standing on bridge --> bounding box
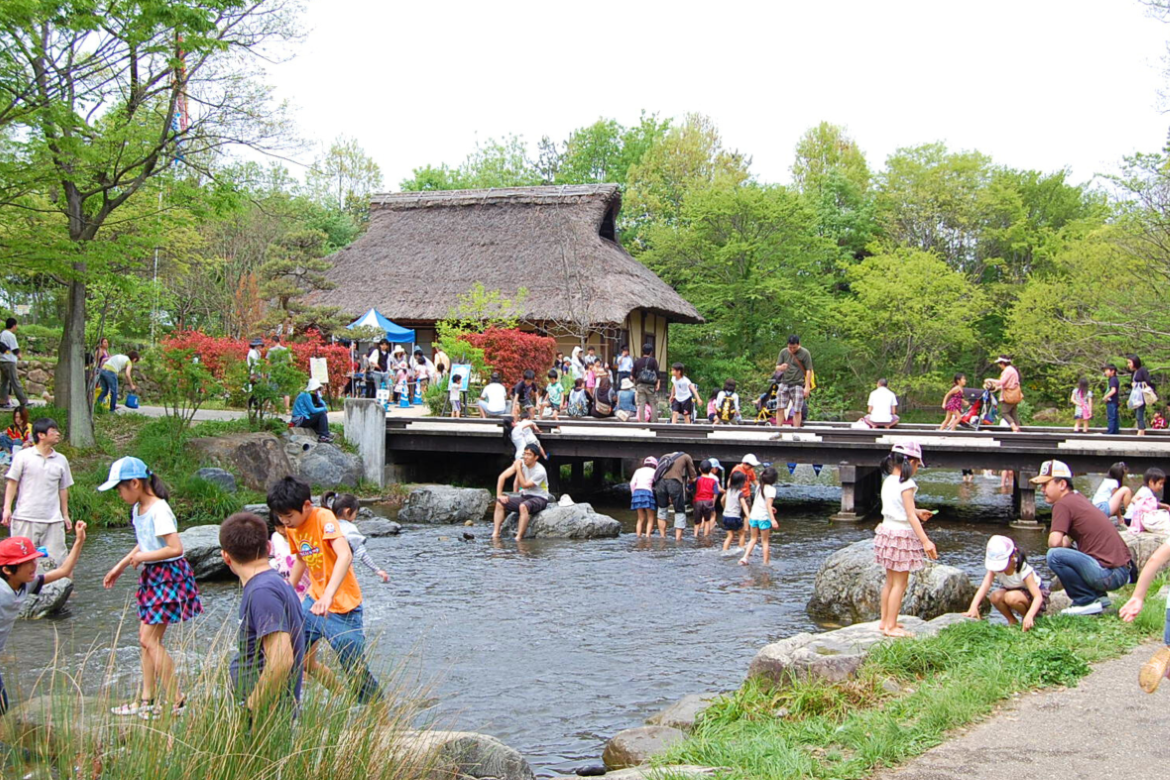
[990,356,1022,433]
[775,335,813,428]
[632,345,661,423]
[1102,364,1121,435]
[1035,460,1132,616]
[1127,355,1154,437]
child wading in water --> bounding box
[739,466,779,565]
[721,469,750,552]
[963,535,1047,631]
[939,373,966,431]
[630,456,658,538]
[874,442,937,638]
[323,491,391,582]
[1071,377,1093,433]
[101,457,203,719]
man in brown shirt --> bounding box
[1034,460,1132,616]
[654,452,696,541]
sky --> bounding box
[262,0,1170,190]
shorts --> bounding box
[695,500,715,524]
[655,478,686,515]
[499,494,549,515]
[671,398,695,417]
[137,558,203,625]
[1095,500,1111,516]
[778,383,804,410]
[631,489,656,510]
[749,518,773,530]
[450,399,462,413]
[994,586,1051,615]
[721,515,743,532]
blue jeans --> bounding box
[1107,402,1120,435]
[96,369,118,411]
[1046,547,1130,606]
[1136,404,1147,432]
[302,598,382,704]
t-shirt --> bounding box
[750,484,777,521]
[511,421,540,459]
[448,382,462,402]
[671,376,695,403]
[730,464,757,498]
[776,347,813,385]
[722,490,745,518]
[629,467,655,493]
[632,357,659,384]
[520,462,550,499]
[618,355,634,372]
[246,348,261,369]
[282,507,363,614]
[1091,478,1119,506]
[0,330,17,364]
[661,453,697,483]
[1106,375,1121,405]
[1050,491,1132,569]
[546,382,564,406]
[480,383,508,414]
[694,474,720,503]
[230,568,306,705]
[5,447,73,523]
[880,474,918,530]
[102,354,131,373]
[0,574,43,653]
[132,499,181,562]
[995,561,1042,591]
[867,387,898,423]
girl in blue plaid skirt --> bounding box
[100,457,202,720]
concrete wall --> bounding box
[344,399,386,487]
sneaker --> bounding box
[1140,647,1170,694]
[1061,601,1104,616]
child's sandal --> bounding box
[111,698,153,716]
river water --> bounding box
[6,467,1059,777]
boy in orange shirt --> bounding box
[267,476,381,703]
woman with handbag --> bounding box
[1128,354,1157,437]
[991,356,1022,433]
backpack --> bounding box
[718,394,736,422]
[636,360,658,385]
[653,452,684,485]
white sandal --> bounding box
[111,698,153,716]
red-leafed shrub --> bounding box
[288,332,352,398]
[462,328,557,386]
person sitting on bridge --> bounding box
[477,372,510,419]
[1035,460,1133,616]
[492,444,551,542]
[862,378,899,429]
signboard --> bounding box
[309,357,329,386]
[376,389,391,402]
[13,305,30,316]
[449,364,472,392]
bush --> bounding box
[462,327,556,386]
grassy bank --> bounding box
[660,600,1166,779]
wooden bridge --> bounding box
[343,399,1170,527]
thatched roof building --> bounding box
[321,184,702,362]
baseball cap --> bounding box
[984,535,1015,572]
[1030,460,1073,484]
[709,458,722,471]
[643,456,659,468]
[0,537,44,567]
[742,454,761,467]
[98,456,151,491]
[890,440,925,466]
[248,338,263,347]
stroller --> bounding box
[958,386,998,430]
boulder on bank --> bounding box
[1125,531,1170,572]
[6,694,112,747]
[806,538,975,623]
[189,432,292,492]
[748,613,969,687]
[180,524,229,580]
[602,725,687,770]
[397,485,492,525]
[501,502,622,539]
[194,467,237,494]
[19,577,72,619]
[646,693,722,732]
[283,432,363,488]
[394,730,534,780]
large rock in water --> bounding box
[646,693,722,732]
[19,577,72,618]
[1126,531,1170,572]
[357,518,401,537]
[806,538,975,623]
[393,730,534,780]
[283,432,363,488]
[189,432,292,492]
[603,726,687,770]
[397,485,492,525]
[501,502,622,539]
[180,524,229,580]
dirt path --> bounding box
[879,641,1170,779]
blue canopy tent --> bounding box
[346,308,416,344]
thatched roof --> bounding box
[319,184,703,327]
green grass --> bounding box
[661,596,1167,779]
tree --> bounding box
[791,122,878,263]
[305,135,383,224]
[792,122,871,195]
[257,229,343,334]
[554,113,670,186]
[400,135,541,191]
[0,0,298,446]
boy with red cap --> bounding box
[0,524,86,713]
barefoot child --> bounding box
[940,373,966,431]
[268,476,382,703]
[541,370,564,420]
[448,373,464,418]
[963,535,1047,631]
[874,442,937,637]
[693,460,721,538]
[739,466,779,565]
[101,457,202,719]
[323,491,391,583]
[630,457,658,538]
[1071,377,1093,433]
[721,470,749,552]
[1091,461,1132,526]
[1120,539,1170,692]
[0,525,86,714]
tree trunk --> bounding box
[55,268,95,447]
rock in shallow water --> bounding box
[393,730,534,780]
[283,432,363,488]
[646,693,722,732]
[397,485,492,525]
[19,577,72,618]
[602,725,687,770]
[356,518,401,537]
[180,524,229,580]
[806,538,975,623]
[501,502,621,539]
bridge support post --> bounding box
[570,460,585,493]
[1010,470,1042,531]
[345,399,386,488]
[590,459,605,490]
[831,464,882,522]
[548,459,562,495]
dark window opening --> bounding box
[600,203,617,242]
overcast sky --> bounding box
[264,0,1170,190]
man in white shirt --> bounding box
[864,378,899,428]
[0,318,27,409]
[2,417,73,564]
[478,372,510,418]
